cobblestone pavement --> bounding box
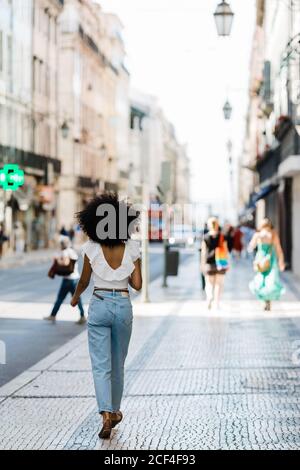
[1,257,300,450]
[0,245,178,386]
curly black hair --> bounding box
[77,192,140,247]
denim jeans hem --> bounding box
[99,407,115,414]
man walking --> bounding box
[44,236,86,324]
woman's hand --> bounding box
[201,263,206,274]
[279,260,285,272]
[70,256,92,308]
[70,296,79,307]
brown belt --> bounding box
[94,288,129,293]
[93,288,129,301]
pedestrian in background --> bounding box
[60,225,69,237]
[249,218,285,311]
[14,221,26,254]
[201,217,229,310]
[233,225,243,259]
[71,193,142,440]
[69,226,75,243]
[0,224,8,259]
[224,224,235,254]
[199,223,208,292]
[44,236,86,324]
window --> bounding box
[33,56,38,92]
[54,19,57,44]
[0,31,3,72]
[39,60,44,94]
[7,35,12,74]
[45,10,51,39]
[7,35,12,92]
[46,65,50,97]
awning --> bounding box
[240,183,278,221]
[251,184,278,204]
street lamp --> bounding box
[100,144,107,158]
[227,139,233,153]
[214,1,234,37]
[223,100,233,120]
[61,121,70,139]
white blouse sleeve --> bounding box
[81,241,98,263]
[127,239,141,262]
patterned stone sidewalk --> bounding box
[1,257,300,450]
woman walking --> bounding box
[249,218,285,311]
[71,193,142,439]
[201,217,229,310]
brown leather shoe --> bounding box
[98,412,112,439]
[111,411,123,429]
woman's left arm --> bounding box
[273,231,285,272]
[71,255,92,307]
[129,259,142,291]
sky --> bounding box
[99,0,256,221]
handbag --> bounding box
[254,245,272,273]
[215,234,229,272]
[48,257,75,278]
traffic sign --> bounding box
[0,164,25,191]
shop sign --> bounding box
[0,164,25,191]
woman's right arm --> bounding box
[129,259,142,291]
[248,232,258,252]
[200,240,207,273]
[273,231,285,271]
[71,255,92,307]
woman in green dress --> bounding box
[249,218,285,311]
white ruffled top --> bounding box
[82,239,141,289]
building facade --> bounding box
[129,89,190,206]
[0,0,63,253]
[240,0,300,274]
[0,0,189,256]
[57,0,129,229]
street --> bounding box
[0,245,192,386]
[1,255,300,450]
[1,0,300,454]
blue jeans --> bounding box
[51,279,84,317]
[87,291,133,413]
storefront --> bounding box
[278,155,300,276]
[0,145,61,253]
[253,124,300,272]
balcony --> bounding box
[0,144,61,177]
[54,0,64,8]
[274,115,293,142]
[77,176,99,190]
[280,125,300,164]
[256,147,280,184]
[105,182,118,192]
[78,24,119,76]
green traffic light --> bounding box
[0,164,25,191]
